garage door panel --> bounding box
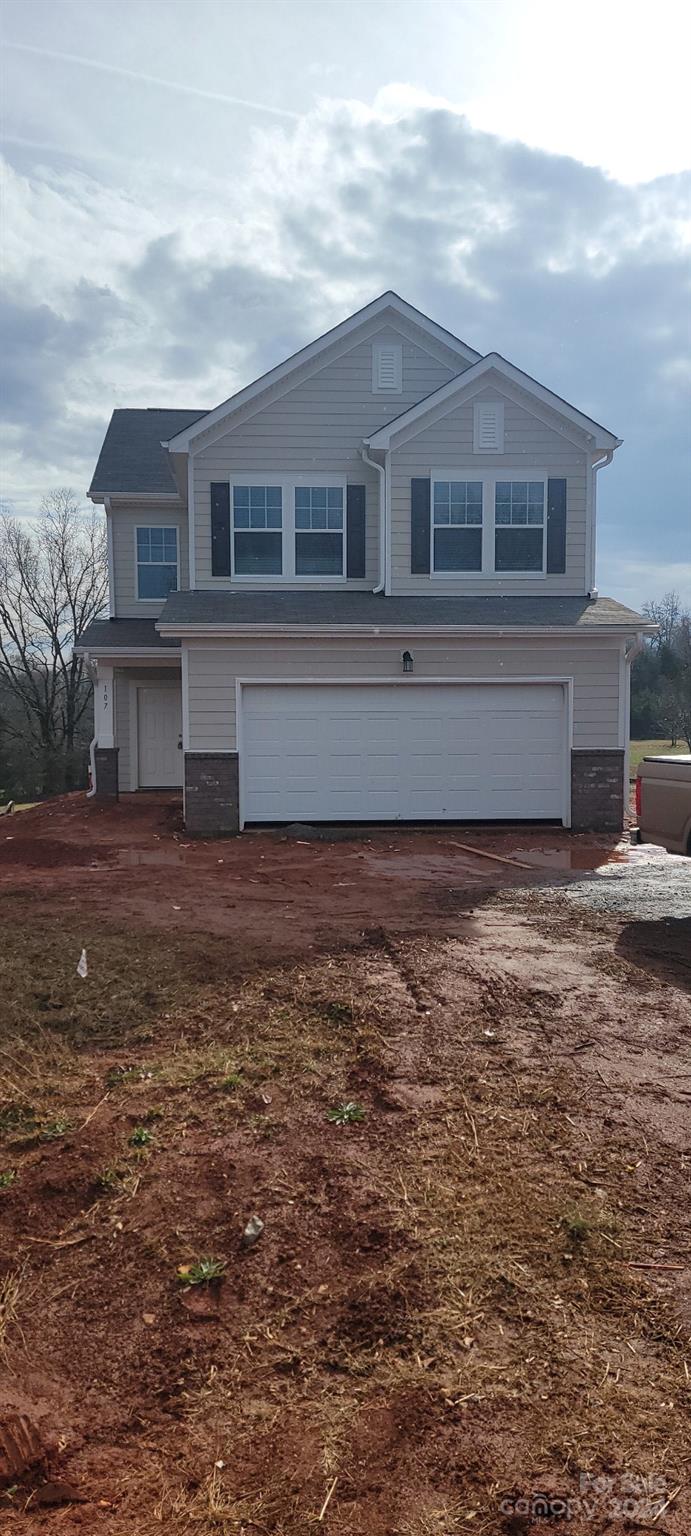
[241,683,567,823]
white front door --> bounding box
[240,681,568,824]
[137,686,183,788]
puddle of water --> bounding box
[371,844,631,877]
[513,845,630,871]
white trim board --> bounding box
[235,675,573,831]
[74,649,181,662]
[105,501,116,618]
[159,623,646,640]
[90,491,182,505]
[365,354,621,452]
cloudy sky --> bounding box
[1,0,690,608]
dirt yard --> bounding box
[0,796,689,1533]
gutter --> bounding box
[156,622,659,641]
[74,646,181,660]
[360,447,386,592]
[88,491,181,505]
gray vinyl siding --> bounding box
[185,635,623,754]
[110,503,189,618]
[192,319,465,588]
[114,666,182,790]
[389,387,589,596]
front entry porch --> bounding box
[92,660,182,796]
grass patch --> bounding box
[219,1071,242,1092]
[629,737,688,779]
[177,1256,226,1286]
[129,1125,154,1148]
[0,898,235,1053]
[327,1100,366,1125]
[38,1116,72,1140]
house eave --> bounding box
[74,645,181,660]
[88,490,182,505]
[364,353,622,452]
[156,622,654,641]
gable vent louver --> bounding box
[373,342,402,393]
[474,400,505,453]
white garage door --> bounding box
[240,682,567,824]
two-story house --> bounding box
[76,291,650,835]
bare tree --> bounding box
[643,590,681,652]
[0,489,108,794]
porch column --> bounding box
[94,664,119,800]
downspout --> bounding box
[588,449,614,598]
[360,446,386,593]
[85,657,98,797]
[623,631,646,795]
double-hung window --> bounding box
[295,486,344,576]
[233,485,283,575]
[432,480,483,572]
[494,481,545,572]
[136,526,178,600]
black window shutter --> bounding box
[411,478,431,574]
[546,478,567,574]
[346,484,366,579]
[210,483,231,577]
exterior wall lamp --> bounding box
[402,650,414,673]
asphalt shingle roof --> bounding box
[158,590,647,629]
[89,409,208,497]
[75,619,179,651]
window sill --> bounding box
[430,569,547,581]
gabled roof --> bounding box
[364,353,622,452]
[164,292,482,452]
[89,409,208,499]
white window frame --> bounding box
[372,341,403,394]
[135,524,180,603]
[493,475,547,577]
[431,478,484,576]
[430,470,548,580]
[228,474,348,583]
[293,482,346,579]
[231,478,285,580]
[473,400,505,453]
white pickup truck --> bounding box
[635,754,691,855]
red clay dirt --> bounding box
[0,792,630,960]
[0,796,689,1534]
